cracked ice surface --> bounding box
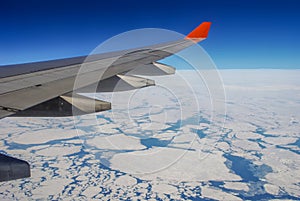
[0,69,299,200]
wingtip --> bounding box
[185,22,212,41]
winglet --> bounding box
[185,22,212,42]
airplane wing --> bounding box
[0,22,211,182]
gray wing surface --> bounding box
[0,39,197,118]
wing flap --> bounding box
[79,74,155,93]
[60,93,111,114]
[127,62,175,76]
[13,94,111,117]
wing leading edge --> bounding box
[0,22,211,182]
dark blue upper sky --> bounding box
[0,0,299,68]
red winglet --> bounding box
[185,22,212,41]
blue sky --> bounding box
[0,0,299,69]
